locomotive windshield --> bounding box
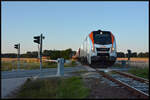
[93,31,112,45]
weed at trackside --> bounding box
[15,76,90,99]
[127,67,149,79]
[111,63,149,79]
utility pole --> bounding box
[40,34,42,70]
[18,43,20,70]
[38,44,40,60]
[127,49,131,61]
[127,49,132,67]
[14,43,20,71]
[40,33,45,70]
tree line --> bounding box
[117,52,149,58]
[1,50,149,59]
[1,48,76,60]
[42,48,76,60]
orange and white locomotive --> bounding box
[79,29,117,67]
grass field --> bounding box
[127,67,149,79]
[2,57,148,62]
[112,63,149,79]
[15,76,90,98]
[2,58,40,62]
[117,57,149,62]
[1,60,77,71]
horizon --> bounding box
[1,48,149,55]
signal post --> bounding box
[33,34,45,70]
[14,43,20,71]
[127,49,132,67]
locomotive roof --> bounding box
[92,30,111,33]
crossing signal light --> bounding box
[127,49,132,60]
[14,44,19,49]
[127,49,131,55]
[34,36,40,44]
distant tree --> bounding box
[26,51,32,57]
[1,53,17,58]
[144,52,149,57]
[131,52,137,57]
[50,50,61,60]
[2,48,78,59]
[117,52,125,58]
[42,48,75,60]
[125,53,128,58]
[63,48,72,59]
[43,50,51,56]
[138,52,149,57]
[20,54,27,58]
[32,51,38,58]
[20,51,38,58]
[138,52,144,57]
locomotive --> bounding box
[77,29,117,67]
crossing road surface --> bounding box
[1,66,86,79]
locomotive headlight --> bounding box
[111,47,115,52]
[92,47,95,52]
[112,47,115,51]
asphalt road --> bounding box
[1,77,27,98]
[1,66,86,79]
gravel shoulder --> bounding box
[79,65,139,99]
[83,77,139,99]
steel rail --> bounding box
[113,70,149,84]
[95,69,149,99]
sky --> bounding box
[2,1,149,54]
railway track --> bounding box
[94,68,149,99]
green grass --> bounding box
[1,60,78,71]
[16,76,90,99]
[110,63,149,79]
[1,61,45,71]
[72,70,88,74]
[64,60,77,67]
[127,67,149,79]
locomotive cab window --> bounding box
[93,31,112,45]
